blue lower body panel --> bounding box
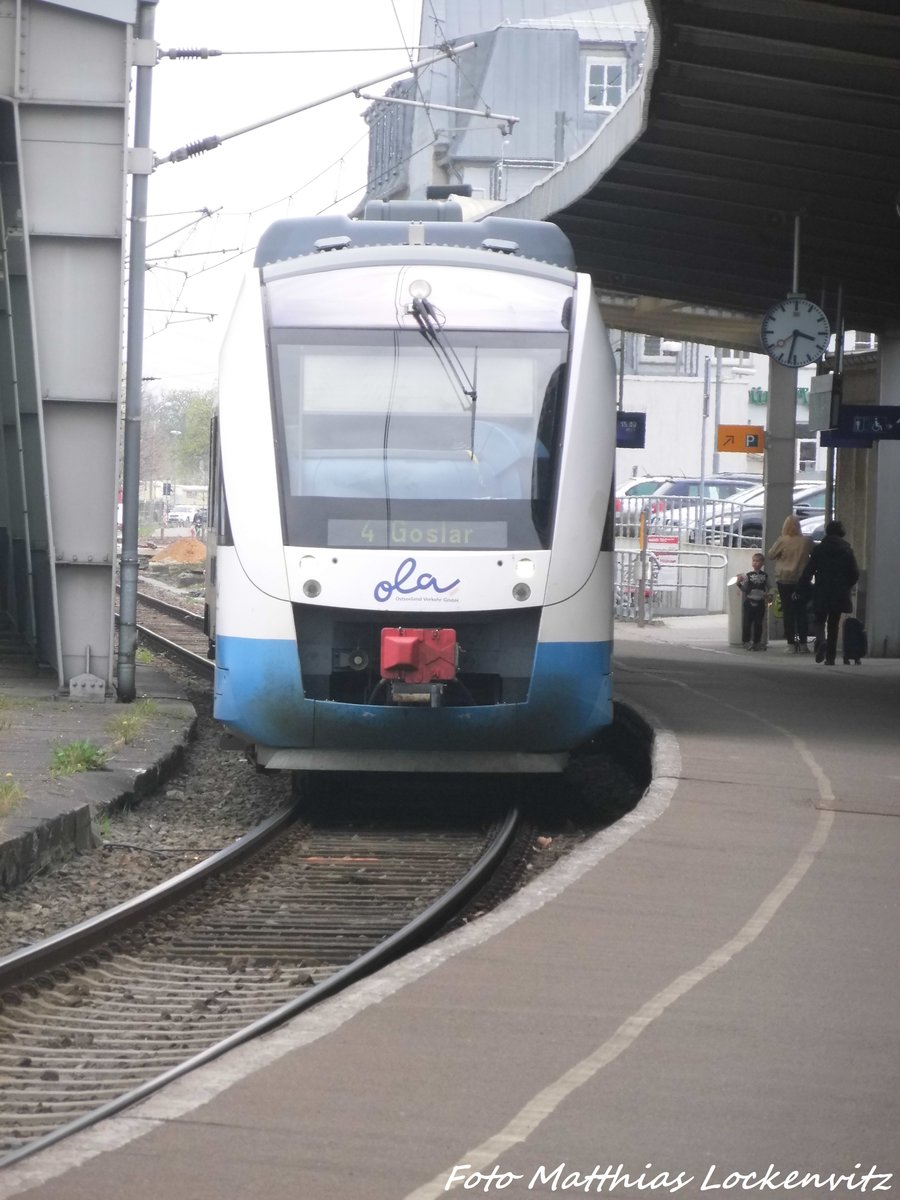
[215,635,611,753]
[215,635,313,747]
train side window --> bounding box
[532,364,566,542]
[207,413,232,542]
[207,414,219,529]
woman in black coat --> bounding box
[799,520,860,665]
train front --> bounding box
[214,214,616,773]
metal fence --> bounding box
[614,495,764,548]
[614,490,828,548]
[615,546,729,621]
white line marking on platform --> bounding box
[400,677,836,1200]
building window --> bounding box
[640,335,679,363]
[721,348,751,365]
[852,331,877,352]
[797,439,818,473]
[585,58,625,111]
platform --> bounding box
[0,639,196,891]
[0,615,898,1200]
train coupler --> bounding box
[380,626,458,707]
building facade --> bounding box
[363,1,647,208]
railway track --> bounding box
[132,590,212,674]
[71,585,643,1185]
[0,800,524,1165]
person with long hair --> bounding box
[767,513,815,653]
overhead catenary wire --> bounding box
[145,207,219,249]
[145,18,453,372]
[159,45,432,58]
[142,125,442,337]
[154,41,475,165]
[146,248,239,264]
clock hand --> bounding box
[776,329,820,357]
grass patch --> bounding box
[50,740,109,777]
[0,696,25,732]
[106,698,158,746]
[135,646,154,665]
[0,774,25,816]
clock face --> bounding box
[760,297,830,367]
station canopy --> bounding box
[501,0,900,352]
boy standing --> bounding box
[736,552,769,650]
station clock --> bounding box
[760,296,830,368]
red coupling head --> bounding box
[380,627,458,683]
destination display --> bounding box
[328,518,509,549]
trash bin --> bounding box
[727,576,745,646]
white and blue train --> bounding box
[205,200,616,774]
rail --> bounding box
[0,806,520,1167]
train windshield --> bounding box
[269,328,568,550]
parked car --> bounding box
[616,474,767,540]
[793,487,826,519]
[657,476,762,537]
[701,483,826,547]
[652,474,760,502]
[615,475,673,505]
[657,475,763,528]
[165,504,199,526]
[614,476,675,535]
[676,481,763,541]
[799,513,826,541]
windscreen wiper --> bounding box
[411,296,478,450]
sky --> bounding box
[142,2,424,395]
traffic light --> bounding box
[163,482,172,496]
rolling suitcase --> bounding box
[842,616,867,665]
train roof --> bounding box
[254,201,575,272]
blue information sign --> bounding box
[616,411,646,449]
[836,405,900,440]
[819,429,873,450]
